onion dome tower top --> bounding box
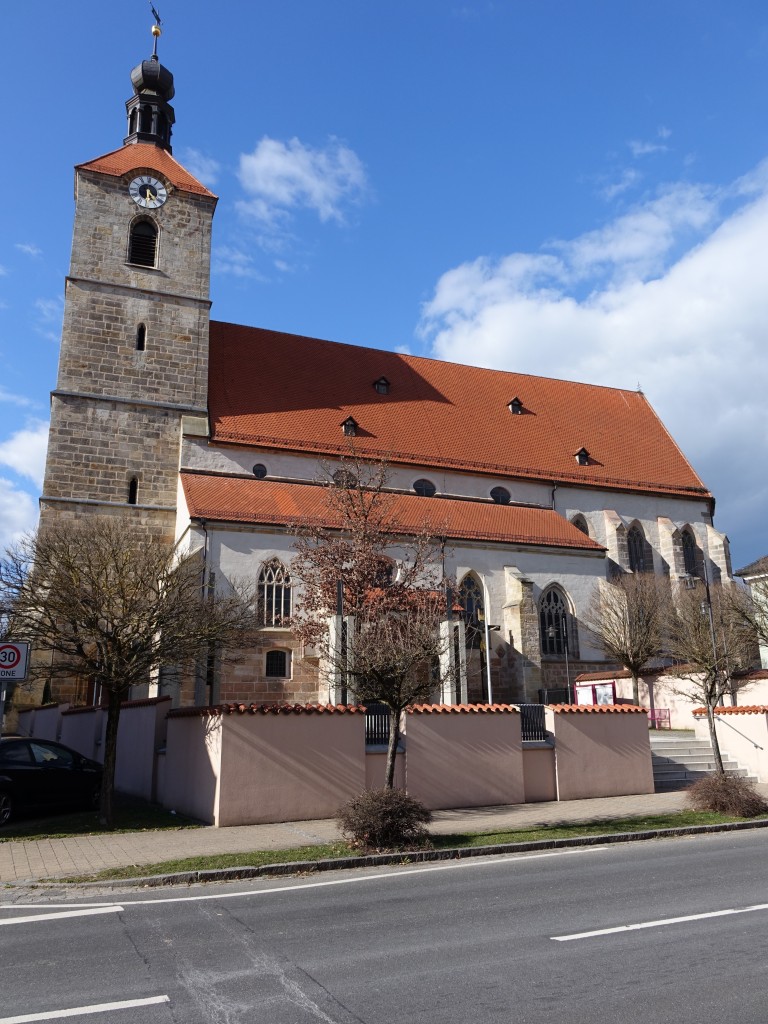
[124,9,176,152]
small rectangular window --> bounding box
[265,650,288,677]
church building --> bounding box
[39,31,733,710]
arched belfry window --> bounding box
[459,573,483,650]
[682,528,699,577]
[140,104,152,133]
[257,559,292,627]
[540,586,569,656]
[628,524,649,573]
[127,477,139,505]
[128,220,158,267]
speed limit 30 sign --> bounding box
[0,642,30,680]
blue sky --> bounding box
[2,1,767,569]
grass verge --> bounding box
[61,809,747,883]
[0,796,201,842]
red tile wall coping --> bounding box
[167,702,367,718]
[61,696,173,715]
[575,669,632,681]
[407,703,519,714]
[549,704,648,714]
[693,706,768,717]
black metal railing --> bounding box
[365,703,390,746]
[518,703,548,742]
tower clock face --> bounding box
[129,176,168,209]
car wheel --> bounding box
[0,791,12,826]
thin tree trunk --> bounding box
[385,708,400,789]
[100,688,122,827]
[631,671,640,706]
[706,703,725,775]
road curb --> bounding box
[12,816,768,890]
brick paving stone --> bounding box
[2,787,767,885]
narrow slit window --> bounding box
[136,324,146,351]
[127,477,139,505]
[128,220,158,267]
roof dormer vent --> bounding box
[341,416,358,437]
[575,447,590,466]
[508,397,523,415]
[373,377,390,395]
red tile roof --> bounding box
[180,473,605,550]
[693,705,768,716]
[77,144,216,198]
[208,322,711,499]
[550,704,647,714]
[168,703,365,717]
[407,703,519,714]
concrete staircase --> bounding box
[650,732,756,792]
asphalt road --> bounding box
[3,830,768,1023]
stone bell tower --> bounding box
[40,19,216,542]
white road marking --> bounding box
[103,846,608,907]
[552,901,768,941]
[0,995,169,1023]
[0,906,124,927]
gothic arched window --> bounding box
[257,559,292,627]
[682,528,698,577]
[571,514,589,536]
[628,525,648,573]
[128,220,158,267]
[540,586,569,656]
[459,573,483,650]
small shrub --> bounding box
[687,774,768,818]
[338,788,432,851]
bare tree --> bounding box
[666,580,757,773]
[291,454,450,786]
[583,573,670,704]
[0,518,256,826]
[731,575,768,653]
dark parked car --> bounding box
[0,737,103,825]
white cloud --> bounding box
[178,148,221,187]
[600,168,642,201]
[237,136,367,225]
[34,296,64,342]
[212,246,268,281]
[0,387,35,408]
[0,420,49,488]
[15,243,42,258]
[629,139,668,157]
[418,163,768,564]
[0,478,37,549]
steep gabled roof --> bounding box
[77,143,216,198]
[208,322,710,500]
[734,555,768,578]
[180,474,605,551]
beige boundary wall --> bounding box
[546,705,654,800]
[693,706,768,783]
[404,705,525,809]
[17,697,170,803]
[16,699,656,825]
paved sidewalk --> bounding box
[0,790,695,885]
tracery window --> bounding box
[540,586,569,656]
[682,528,698,577]
[257,559,292,627]
[627,525,647,573]
[459,573,483,650]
